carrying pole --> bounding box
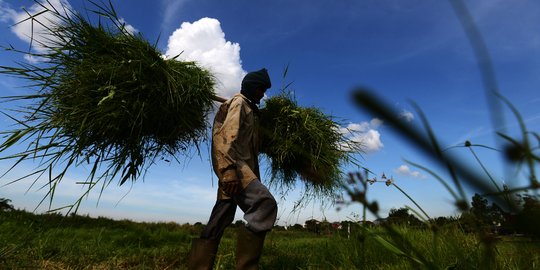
[212,95,227,103]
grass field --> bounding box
[1,209,539,269]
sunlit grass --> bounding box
[1,210,538,269]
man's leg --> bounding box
[234,180,278,269]
[236,180,278,233]
[201,199,237,240]
[189,200,237,270]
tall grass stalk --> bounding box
[344,0,539,268]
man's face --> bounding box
[254,88,266,103]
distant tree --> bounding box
[387,207,423,227]
[0,198,14,211]
[458,211,480,233]
[515,194,540,238]
[388,208,410,220]
[340,220,361,230]
[193,222,204,230]
[487,203,505,225]
[233,220,246,228]
[469,193,505,230]
[319,220,332,234]
[292,223,304,231]
[305,219,320,234]
[431,216,458,228]
[470,193,489,221]
[521,194,540,213]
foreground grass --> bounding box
[0,210,194,269]
[1,210,539,269]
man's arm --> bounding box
[214,99,246,195]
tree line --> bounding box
[2,193,539,237]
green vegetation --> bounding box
[1,208,538,269]
[0,198,14,212]
[0,0,216,213]
[340,2,540,268]
[0,1,362,213]
[0,210,194,269]
[259,89,362,201]
[0,1,539,269]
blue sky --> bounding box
[1,0,539,226]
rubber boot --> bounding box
[188,238,219,270]
[236,225,266,270]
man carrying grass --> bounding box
[189,69,278,270]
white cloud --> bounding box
[119,17,138,35]
[399,110,414,122]
[165,17,246,98]
[4,1,137,59]
[23,52,51,64]
[160,0,189,32]
[370,118,383,128]
[358,129,384,153]
[343,122,369,133]
[395,165,425,179]
[340,118,384,153]
[0,1,17,23]
[7,0,73,53]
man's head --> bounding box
[241,68,271,105]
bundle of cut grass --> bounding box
[259,92,362,199]
[0,1,214,209]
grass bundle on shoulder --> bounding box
[0,1,215,210]
[259,91,362,200]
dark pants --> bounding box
[200,180,278,240]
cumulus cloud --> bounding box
[165,17,245,98]
[395,165,425,179]
[3,0,137,62]
[5,0,73,53]
[399,110,414,122]
[340,118,384,153]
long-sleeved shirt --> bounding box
[212,93,260,199]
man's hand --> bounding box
[220,169,241,196]
[220,180,241,196]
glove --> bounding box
[220,168,241,196]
